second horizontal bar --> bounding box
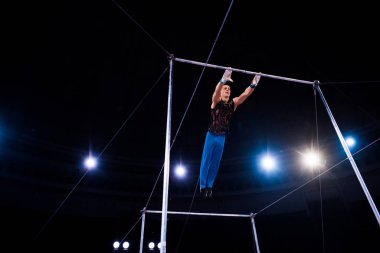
[145,209,251,218]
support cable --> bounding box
[33,67,168,240]
[112,0,171,56]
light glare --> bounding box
[84,156,97,169]
[303,151,322,168]
[345,136,355,147]
[122,241,130,249]
[148,242,155,250]
[175,165,186,178]
[261,155,276,172]
[113,241,120,249]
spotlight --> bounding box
[113,241,120,250]
[260,155,276,172]
[175,165,186,178]
[148,242,155,251]
[122,241,130,250]
[302,151,323,169]
[84,156,97,169]
[345,136,355,147]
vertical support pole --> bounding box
[160,55,174,253]
[139,208,146,253]
[315,81,380,226]
[250,213,261,253]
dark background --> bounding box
[1,1,380,252]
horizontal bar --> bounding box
[174,57,314,85]
[145,209,251,218]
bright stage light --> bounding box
[122,241,130,250]
[84,156,97,169]
[345,136,355,147]
[113,241,120,249]
[302,151,323,169]
[260,155,277,172]
[148,242,155,250]
[175,165,186,178]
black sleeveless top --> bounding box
[208,100,235,135]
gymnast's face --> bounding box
[221,84,231,102]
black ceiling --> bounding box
[1,1,380,252]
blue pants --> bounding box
[199,131,225,190]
